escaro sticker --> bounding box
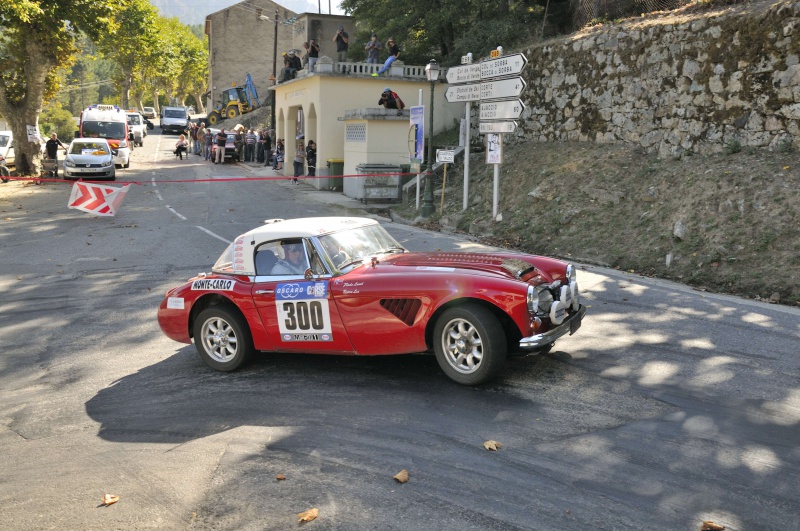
[276,282,333,341]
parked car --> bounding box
[126,111,147,146]
[209,129,240,162]
[157,217,586,385]
[0,130,14,167]
[62,138,116,181]
[142,107,156,120]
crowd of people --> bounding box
[176,121,317,183]
[277,27,400,82]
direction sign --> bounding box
[479,77,526,100]
[436,149,455,164]
[479,99,525,121]
[446,64,481,84]
[480,53,528,80]
[479,121,517,134]
[445,83,481,103]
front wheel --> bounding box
[193,306,254,371]
[226,106,240,119]
[433,304,506,385]
[208,112,221,125]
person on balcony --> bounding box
[371,38,399,77]
[365,33,382,64]
[332,25,349,63]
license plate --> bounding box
[569,316,582,335]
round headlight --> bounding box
[550,300,566,325]
[535,285,553,314]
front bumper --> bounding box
[519,305,587,350]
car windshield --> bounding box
[213,243,234,273]
[81,121,125,139]
[318,224,404,269]
[70,142,109,155]
[0,135,9,148]
[164,109,186,118]
[127,115,141,125]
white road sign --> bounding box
[446,64,481,84]
[479,121,517,134]
[445,84,481,103]
[480,53,528,79]
[436,149,455,164]
[480,77,527,100]
[479,99,525,120]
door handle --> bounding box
[255,289,274,295]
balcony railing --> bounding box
[281,57,427,82]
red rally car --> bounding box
[157,217,586,385]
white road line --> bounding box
[154,134,162,163]
[151,176,156,186]
[166,205,187,220]
[196,226,231,244]
[155,190,163,201]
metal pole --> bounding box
[492,157,500,219]
[463,102,470,211]
[440,163,447,213]
[270,9,278,132]
[416,89,422,210]
[420,80,436,217]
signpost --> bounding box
[445,64,480,84]
[479,99,525,120]
[479,121,517,134]
[480,53,528,79]
[445,84,480,103]
[436,149,455,164]
[479,77,527,100]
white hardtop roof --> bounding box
[240,217,378,243]
[71,138,110,144]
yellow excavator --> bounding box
[206,73,261,125]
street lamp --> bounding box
[420,58,439,218]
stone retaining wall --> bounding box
[504,0,800,157]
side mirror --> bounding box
[304,268,315,281]
[74,130,79,139]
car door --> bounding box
[251,239,355,354]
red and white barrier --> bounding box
[68,181,131,217]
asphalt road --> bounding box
[1,128,798,530]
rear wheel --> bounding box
[208,112,221,125]
[226,106,240,119]
[433,304,506,385]
[193,306,254,371]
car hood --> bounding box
[383,252,567,283]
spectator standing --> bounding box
[365,33,382,64]
[234,127,245,162]
[306,140,317,177]
[204,127,214,160]
[332,25,348,63]
[292,140,305,184]
[215,128,226,164]
[44,133,67,177]
[306,39,320,72]
[273,139,285,170]
[257,129,267,163]
[196,122,206,156]
[245,129,257,162]
[372,37,400,77]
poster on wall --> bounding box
[27,125,42,142]
[409,105,425,173]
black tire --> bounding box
[226,106,240,119]
[433,304,506,385]
[193,306,254,372]
[208,112,221,125]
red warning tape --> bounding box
[2,172,427,186]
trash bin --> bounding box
[355,163,402,204]
[327,159,344,190]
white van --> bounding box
[77,104,131,168]
[0,131,14,167]
[126,111,146,146]
[160,107,189,134]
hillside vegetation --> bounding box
[394,141,800,307]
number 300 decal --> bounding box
[275,282,333,341]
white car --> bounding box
[0,131,14,167]
[63,138,116,181]
[142,107,156,119]
[126,112,146,146]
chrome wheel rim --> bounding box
[200,316,239,363]
[441,318,483,374]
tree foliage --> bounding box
[0,0,122,175]
[340,0,573,65]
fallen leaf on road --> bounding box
[393,469,409,483]
[101,494,119,506]
[700,521,725,531]
[297,508,319,522]
[276,474,286,481]
[484,440,503,451]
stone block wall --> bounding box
[505,0,800,157]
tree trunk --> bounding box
[0,32,54,176]
[194,93,206,114]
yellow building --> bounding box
[271,58,461,195]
